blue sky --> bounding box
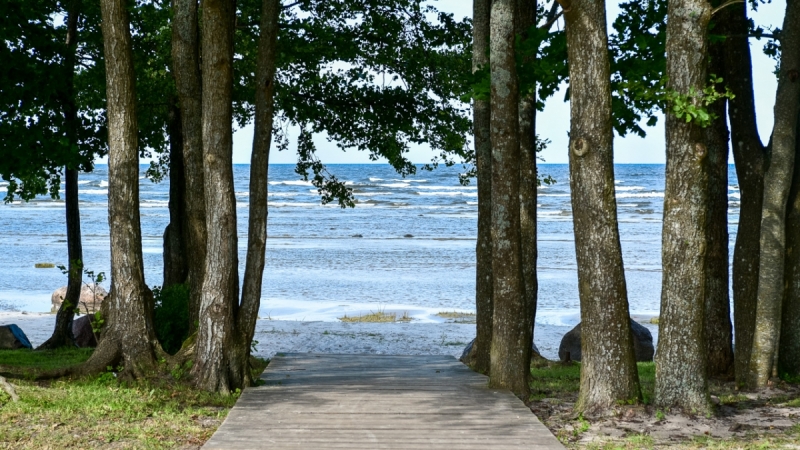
[118,0,787,166]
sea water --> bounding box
[0,164,740,327]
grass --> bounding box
[529,361,656,404]
[338,309,412,323]
[33,263,55,269]
[0,348,268,448]
[435,311,476,323]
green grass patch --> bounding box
[435,311,476,323]
[338,310,412,323]
[529,361,656,404]
[0,348,268,448]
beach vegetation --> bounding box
[33,263,55,269]
[152,284,191,355]
[0,348,267,448]
[338,309,413,323]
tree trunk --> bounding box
[471,0,492,375]
[747,0,800,389]
[718,1,767,386]
[39,0,82,350]
[84,0,160,377]
[518,0,538,352]
[163,102,188,288]
[558,0,641,414]
[488,0,530,399]
[704,35,734,378]
[780,118,800,379]
[171,0,206,332]
[228,0,280,388]
[655,0,712,414]
[192,0,238,393]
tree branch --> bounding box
[0,376,19,402]
[712,0,745,16]
[554,0,572,13]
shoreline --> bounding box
[0,310,659,362]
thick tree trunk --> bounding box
[704,37,734,378]
[655,0,712,413]
[748,0,800,389]
[488,0,530,399]
[719,1,766,386]
[192,0,238,393]
[39,1,82,350]
[518,0,538,351]
[171,0,206,331]
[471,0,493,375]
[228,0,280,388]
[780,120,800,379]
[87,0,160,377]
[558,0,641,414]
[163,103,188,288]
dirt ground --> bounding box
[529,378,800,448]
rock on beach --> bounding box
[558,319,654,362]
[51,285,107,313]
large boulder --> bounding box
[51,284,107,314]
[0,324,32,349]
[459,338,540,364]
[558,319,654,362]
[72,315,98,348]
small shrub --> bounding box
[153,284,190,355]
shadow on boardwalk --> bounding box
[203,353,564,449]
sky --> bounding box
[120,0,788,166]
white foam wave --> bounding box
[99,180,109,188]
[141,200,169,208]
[236,191,249,197]
[80,189,108,195]
[78,180,91,185]
[466,201,478,205]
[539,193,570,197]
[269,180,312,186]
[615,186,645,191]
[392,179,427,183]
[268,192,297,197]
[729,192,741,199]
[379,182,411,188]
[417,191,477,197]
[616,192,664,198]
[355,192,393,196]
[269,202,319,207]
[416,185,477,191]
[368,177,383,182]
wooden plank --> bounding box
[203,353,564,449]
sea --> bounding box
[0,164,740,328]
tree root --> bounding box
[0,375,20,402]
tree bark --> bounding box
[655,0,712,414]
[228,0,280,388]
[171,0,206,331]
[85,0,160,377]
[192,0,238,393]
[719,1,767,386]
[518,0,538,353]
[163,102,188,288]
[558,0,641,414]
[471,0,492,375]
[488,0,530,399]
[780,118,800,379]
[704,35,734,378]
[39,0,83,350]
[748,0,800,389]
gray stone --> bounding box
[51,284,107,314]
[0,324,32,349]
[558,319,654,362]
[72,315,97,348]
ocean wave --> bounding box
[466,201,478,205]
[368,177,383,182]
[269,180,312,186]
[379,182,411,188]
[392,179,427,183]
[539,193,570,197]
[417,191,477,197]
[141,200,169,208]
[354,192,393,196]
[0,187,6,193]
[268,192,298,197]
[615,186,645,191]
[80,189,108,195]
[729,192,741,199]
[236,191,249,197]
[78,180,91,185]
[416,185,477,191]
[617,192,664,198]
[268,202,320,207]
[729,185,740,191]
[99,180,109,187]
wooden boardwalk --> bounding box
[203,353,564,449]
